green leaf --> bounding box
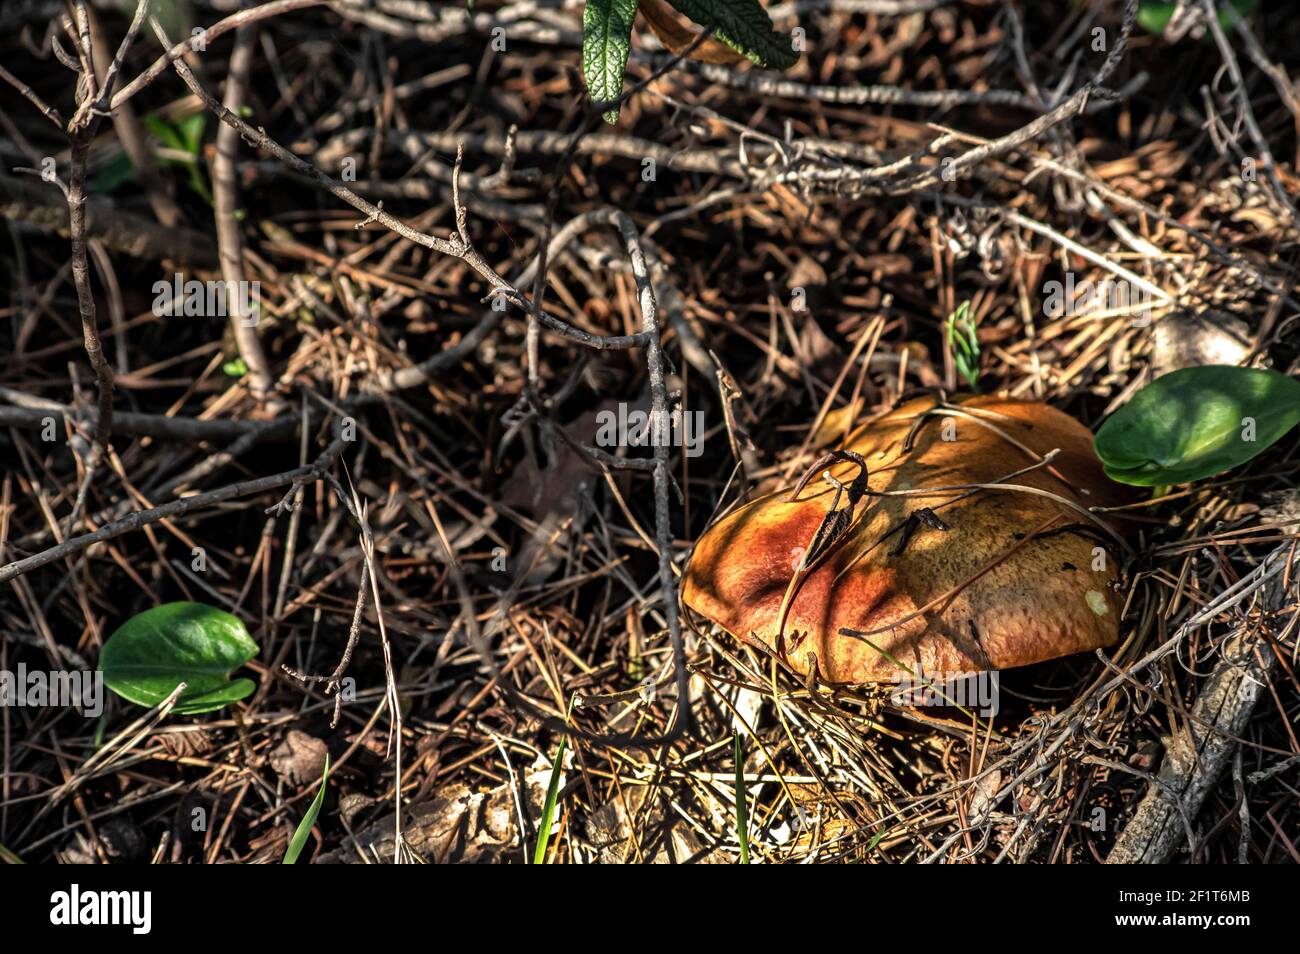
[176,113,208,156]
[1095,366,1300,486]
[945,300,980,393]
[142,111,213,203]
[100,601,259,714]
[282,755,330,864]
[866,826,890,854]
[143,113,185,153]
[144,111,207,157]
[734,731,749,864]
[665,0,799,70]
[532,694,575,863]
[583,0,638,123]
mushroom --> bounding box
[682,395,1133,684]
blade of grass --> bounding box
[735,731,750,864]
[532,694,575,864]
[0,842,24,864]
[282,754,329,864]
[867,826,890,854]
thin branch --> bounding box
[0,439,344,585]
[110,0,329,111]
[213,25,277,404]
[152,18,645,352]
[1202,0,1300,230]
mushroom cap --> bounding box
[682,395,1132,684]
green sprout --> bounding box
[532,694,576,863]
[283,756,330,864]
[945,301,981,393]
[734,731,750,864]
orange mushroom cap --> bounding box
[682,395,1133,684]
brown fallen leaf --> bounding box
[638,0,746,66]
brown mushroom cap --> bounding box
[682,395,1133,684]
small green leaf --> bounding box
[144,111,207,158]
[176,113,208,156]
[532,695,575,863]
[100,601,259,714]
[1095,366,1300,486]
[866,826,890,854]
[665,0,799,70]
[223,357,249,378]
[945,300,980,393]
[143,112,185,152]
[143,111,213,203]
[282,755,329,864]
[734,731,749,864]
[583,0,638,123]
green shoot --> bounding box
[532,695,576,864]
[282,754,330,864]
[945,300,981,392]
[734,731,750,864]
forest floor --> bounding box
[1,0,1298,863]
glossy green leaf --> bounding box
[100,602,259,714]
[666,0,799,70]
[583,0,638,123]
[1095,366,1300,486]
[282,755,329,864]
